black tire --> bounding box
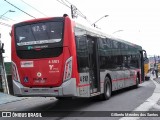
[56,97,72,100]
[145,77,150,81]
[100,77,112,100]
[55,97,64,100]
[135,76,140,88]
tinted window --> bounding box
[75,27,89,72]
[14,20,64,59]
[130,55,140,68]
[17,47,63,59]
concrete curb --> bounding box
[119,76,160,120]
[0,92,28,105]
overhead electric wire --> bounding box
[64,0,72,5]
[56,0,70,8]
[19,0,48,17]
[1,16,15,21]
[61,0,70,8]
[57,0,89,22]
[4,0,36,19]
[77,10,86,19]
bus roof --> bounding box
[75,21,142,50]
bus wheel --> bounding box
[56,97,72,100]
[100,77,111,100]
[135,76,140,88]
[55,97,64,100]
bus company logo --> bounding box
[49,65,54,71]
[37,72,42,77]
[2,112,11,117]
[1,112,42,117]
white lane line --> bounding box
[152,103,160,110]
[119,77,160,120]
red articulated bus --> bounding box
[11,14,147,100]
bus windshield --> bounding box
[15,21,63,47]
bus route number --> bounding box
[80,76,88,82]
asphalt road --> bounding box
[0,80,155,120]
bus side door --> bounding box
[87,36,100,93]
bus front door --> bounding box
[87,36,100,93]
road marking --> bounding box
[152,103,160,110]
[119,76,160,120]
[155,79,160,84]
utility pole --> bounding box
[71,5,78,19]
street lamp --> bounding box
[91,15,109,27]
[112,30,124,34]
[0,10,15,19]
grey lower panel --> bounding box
[13,78,77,97]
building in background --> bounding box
[148,56,160,73]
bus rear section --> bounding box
[11,16,78,97]
[11,15,146,99]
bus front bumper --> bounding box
[12,78,77,97]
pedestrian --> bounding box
[152,70,154,75]
[153,64,158,78]
[155,68,158,78]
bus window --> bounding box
[75,27,89,72]
[15,21,63,47]
[130,55,139,68]
[14,21,64,59]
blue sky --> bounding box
[1,0,160,61]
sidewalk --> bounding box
[150,77,160,111]
[0,92,28,105]
[136,77,160,120]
